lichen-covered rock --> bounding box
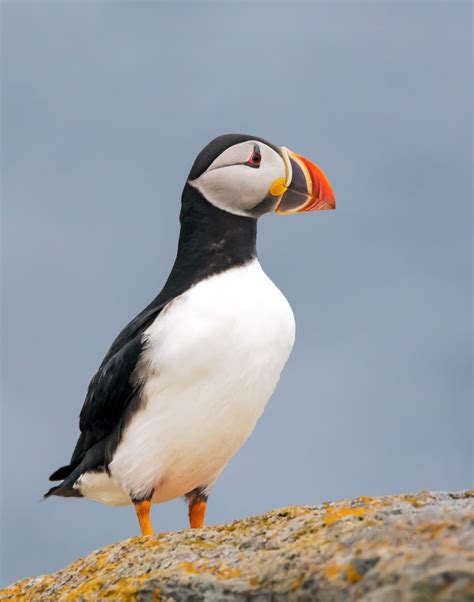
[2,491,473,601]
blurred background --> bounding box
[1,1,472,586]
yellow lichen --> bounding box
[178,561,240,580]
[2,493,472,600]
[66,575,162,601]
[418,521,452,539]
[179,561,199,574]
[345,563,362,584]
[325,563,341,579]
[402,495,424,508]
[291,576,304,590]
[217,564,241,580]
[323,505,367,525]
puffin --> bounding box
[46,133,335,536]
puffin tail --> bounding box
[44,483,60,498]
[45,438,107,498]
[44,482,83,498]
[44,461,84,498]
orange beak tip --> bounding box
[274,147,335,215]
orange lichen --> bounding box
[291,576,304,590]
[66,574,162,601]
[2,493,472,600]
[180,561,199,574]
[357,496,374,504]
[178,561,241,580]
[323,505,367,525]
[217,564,241,580]
[345,563,362,585]
[402,495,424,508]
[325,563,341,579]
[418,521,453,538]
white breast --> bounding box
[79,259,295,505]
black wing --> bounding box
[47,302,168,486]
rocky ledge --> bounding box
[2,491,473,601]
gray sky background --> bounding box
[1,1,472,586]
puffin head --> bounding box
[187,133,335,218]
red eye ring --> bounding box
[250,152,261,165]
[246,144,261,168]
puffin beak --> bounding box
[272,147,336,214]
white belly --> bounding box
[78,259,295,505]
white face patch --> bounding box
[188,141,285,217]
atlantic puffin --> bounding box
[46,134,335,536]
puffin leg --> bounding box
[185,487,208,529]
[133,498,154,536]
[189,500,207,528]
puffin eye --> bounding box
[246,145,261,168]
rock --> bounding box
[2,491,473,601]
